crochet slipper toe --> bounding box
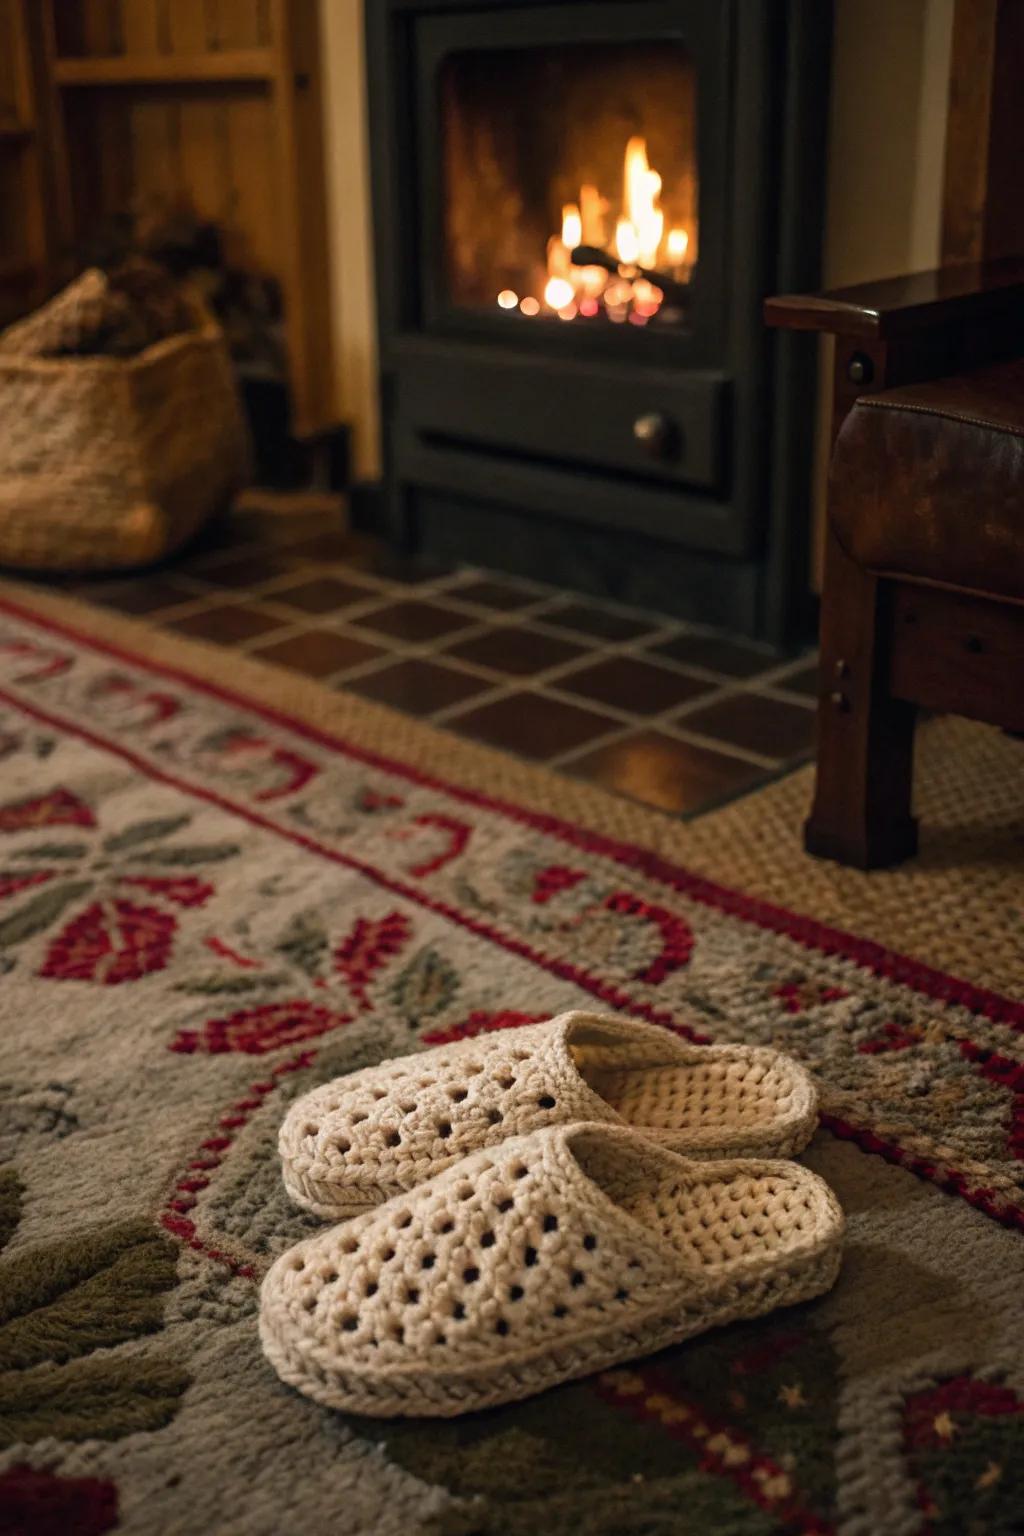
[279,1012,818,1219]
[260,1122,844,1418]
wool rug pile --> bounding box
[1,583,1022,1535]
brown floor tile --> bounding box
[249,629,386,678]
[542,601,654,642]
[345,658,491,716]
[556,654,712,715]
[648,631,776,679]
[444,624,588,677]
[354,600,475,643]
[454,577,542,612]
[444,691,618,761]
[270,576,376,615]
[85,576,198,616]
[679,692,816,761]
[184,552,299,589]
[561,730,767,815]
[165,604,284,645]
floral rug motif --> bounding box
[0,590,1022,1535]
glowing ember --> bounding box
[578,265,608,299]
[579,296,599,317]
[497,289,519,310]
[520,296,540,316]
[632,278,664,317]
[544,276,575,311]
[605,278,635,307]
[667,227,689,263]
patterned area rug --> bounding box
[1,583,1022,1536]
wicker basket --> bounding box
[0,280,249,573]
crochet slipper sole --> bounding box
[258,1243,841,1420]
[282,1164,383,1220]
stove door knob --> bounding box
[633,411,679,459]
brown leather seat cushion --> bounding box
[830,358,1024,601]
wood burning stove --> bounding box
[366,0,832,641]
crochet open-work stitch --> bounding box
[278,1012,818,1219]
[260,1122,844,1418]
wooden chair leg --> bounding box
[804,529,918,869]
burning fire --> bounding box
[622,137,663,266]
[498,135,692,324]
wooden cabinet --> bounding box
[9,0,334,438]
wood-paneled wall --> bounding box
[0,0,50,325]
[12,0,334,436]
[52,0,274,57]
[46,0,281,266]
[942,0,1024,263]
[59,80,282,276]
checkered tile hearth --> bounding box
[39,503,816,818]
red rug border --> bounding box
[1,590,1021,1034]
[5,592,1022,1240]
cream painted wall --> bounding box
[318,0,954,511]
[824,0,953,287]
[810,0,954,581]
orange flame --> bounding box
[498,134,690,320]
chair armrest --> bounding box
[765,256,1024,341]
[767,257,1024,449]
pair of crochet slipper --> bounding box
[260,1012,843,1418]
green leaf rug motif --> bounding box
[0,1202,190,1445]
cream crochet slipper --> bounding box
[279,1011,818,1218]
[260,1122,844,1419]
